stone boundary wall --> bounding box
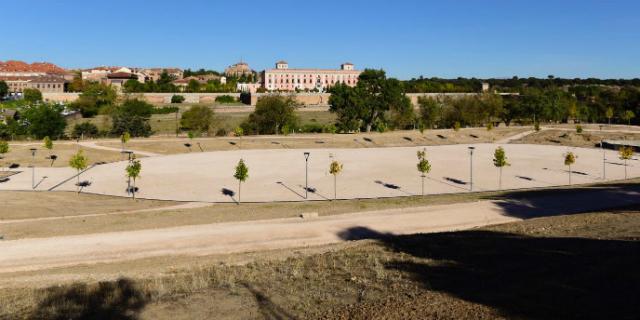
[43,92,516,106]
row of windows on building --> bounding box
[268,78,356,85]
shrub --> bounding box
[299,123,324,133]
[453,121,461,131]
[215,128,227,137]
[215,95,236,104]
[181,105,214,133]
[233,127,244,137]
[171,95,185,104]
[486,122,494,131]
[534,122,541,131]
[23,88,43,103]
[324,124,338,134]
[152,106,179,114]
[576,124,583,134]
[111,99,154,137]
[72,122,99,139]
[241,95,298,135]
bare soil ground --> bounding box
[6,179,637,240]
[95,127,527,155]
[0,191,175,220]
[511,129,640,148]
[2,143,124,168]
[1,203,638,319]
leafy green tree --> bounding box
[43,136,57,166]
[416,148,431,196]
[622,110,635,126]
[0,81,8,98]
[0,140,9,168]
[329,69,411,132]
[329,160,343,200]
[72,82,117,117]
[234,126,244,137]
[564,152,577,185]
[23,88,43,103]
[111,99,154,137]
[242,95,298,135]
[417,97,440,129]
[69,150,88,193]
[181,105,214,134]
[121,132,131,153]
[605,107,614,125]
[187,79,201,93]
[21,103,67,139]
[234,158,249,203]
[126,158,142,199]
[618,146,634,179]
[493,147,510,189]
[72,122,99,139]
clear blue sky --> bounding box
[1,0,639,79]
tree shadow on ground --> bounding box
[337,227,640,319]
[31,278,149,320]
[241,282,297,320]
[485,183,640,220]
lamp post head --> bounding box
[304,152,310,161]
[29,148,37,156]
[468,146,475,155]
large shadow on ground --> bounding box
[338,227,640,319]
[31,278,149,320]
[482,183,640,219]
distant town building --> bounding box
[237,82,261,93]
[140,68,184,82]
[0,60,68,77]
[0,60,69,94]
[0,75,67,94]
[224,61,254,78]
[482,82,490,92]
[106,72,138,91]
[261,61,361,91]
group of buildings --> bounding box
[0,59,362,96]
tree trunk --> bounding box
[77,171,81,193]
[421,175,425,196]
[238,181,241,204]
[132,178,136,200]
[568,165,572,185]
[499,167,503,190]
[625,159,628,179]
[334,175,337,200]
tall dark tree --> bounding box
[241,95,298,135]
[21,103,66,139]
[0,80,8,98]
[111,99,154,137]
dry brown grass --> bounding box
[95,127,528,155]
[511,129,640,148]
[1,142,124,168]
[0,191,175,220]
[2,205,639,319]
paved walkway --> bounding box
[1,184,638,273]
[1,143,637,202]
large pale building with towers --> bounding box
[261,61,361,92]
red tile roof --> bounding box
[0,60,67,74]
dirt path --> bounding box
[78,141,161,157]
[1,185,638,274]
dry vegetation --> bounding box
[512,129,640,148]
[1,143,124,168]
[1,204,638,319]
[95,127,528,155]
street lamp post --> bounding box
[304,152,310,199]
[468,146,475,192]
[601,140,606,180]
[29,148,37,190]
